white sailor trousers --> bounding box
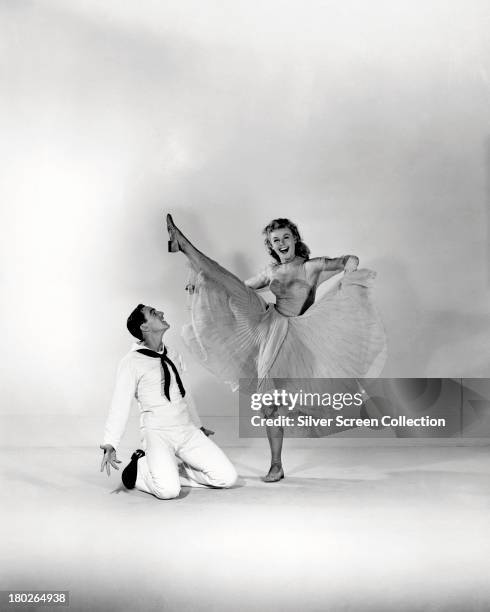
[135,423,237,500]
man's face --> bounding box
[141,306,170,335]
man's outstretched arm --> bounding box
[100,357,137,476]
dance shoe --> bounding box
[263,463,285,483]
[166,213,179,252]
[122,449,146,490]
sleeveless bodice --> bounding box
[269,261,316,317]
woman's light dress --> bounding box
[182,255,386,427]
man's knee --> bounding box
[210,465,238,489]
[153,482,181,500]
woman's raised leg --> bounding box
[166,213,249,292]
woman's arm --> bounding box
[244,267,270,290]
[309,255,358,271]
[307,255,359,285]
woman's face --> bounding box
[269,227,297,263]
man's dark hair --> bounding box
[127,304,146,340]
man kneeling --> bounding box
[99,304,237,499]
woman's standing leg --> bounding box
[264,425,285,482]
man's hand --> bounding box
[200,427,215,437]
[99,444,121,476]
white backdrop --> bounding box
[1,0,489,443]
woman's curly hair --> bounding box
[262,218,310,263]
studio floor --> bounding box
[1,444,490,612]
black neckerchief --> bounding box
[136,347,185,401]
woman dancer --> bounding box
[166,214,386,482]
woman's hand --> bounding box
[344,255,359,273]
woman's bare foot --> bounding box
[262,462,284,483]
[166,213,180,252]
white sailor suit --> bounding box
[103,342,237,499]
